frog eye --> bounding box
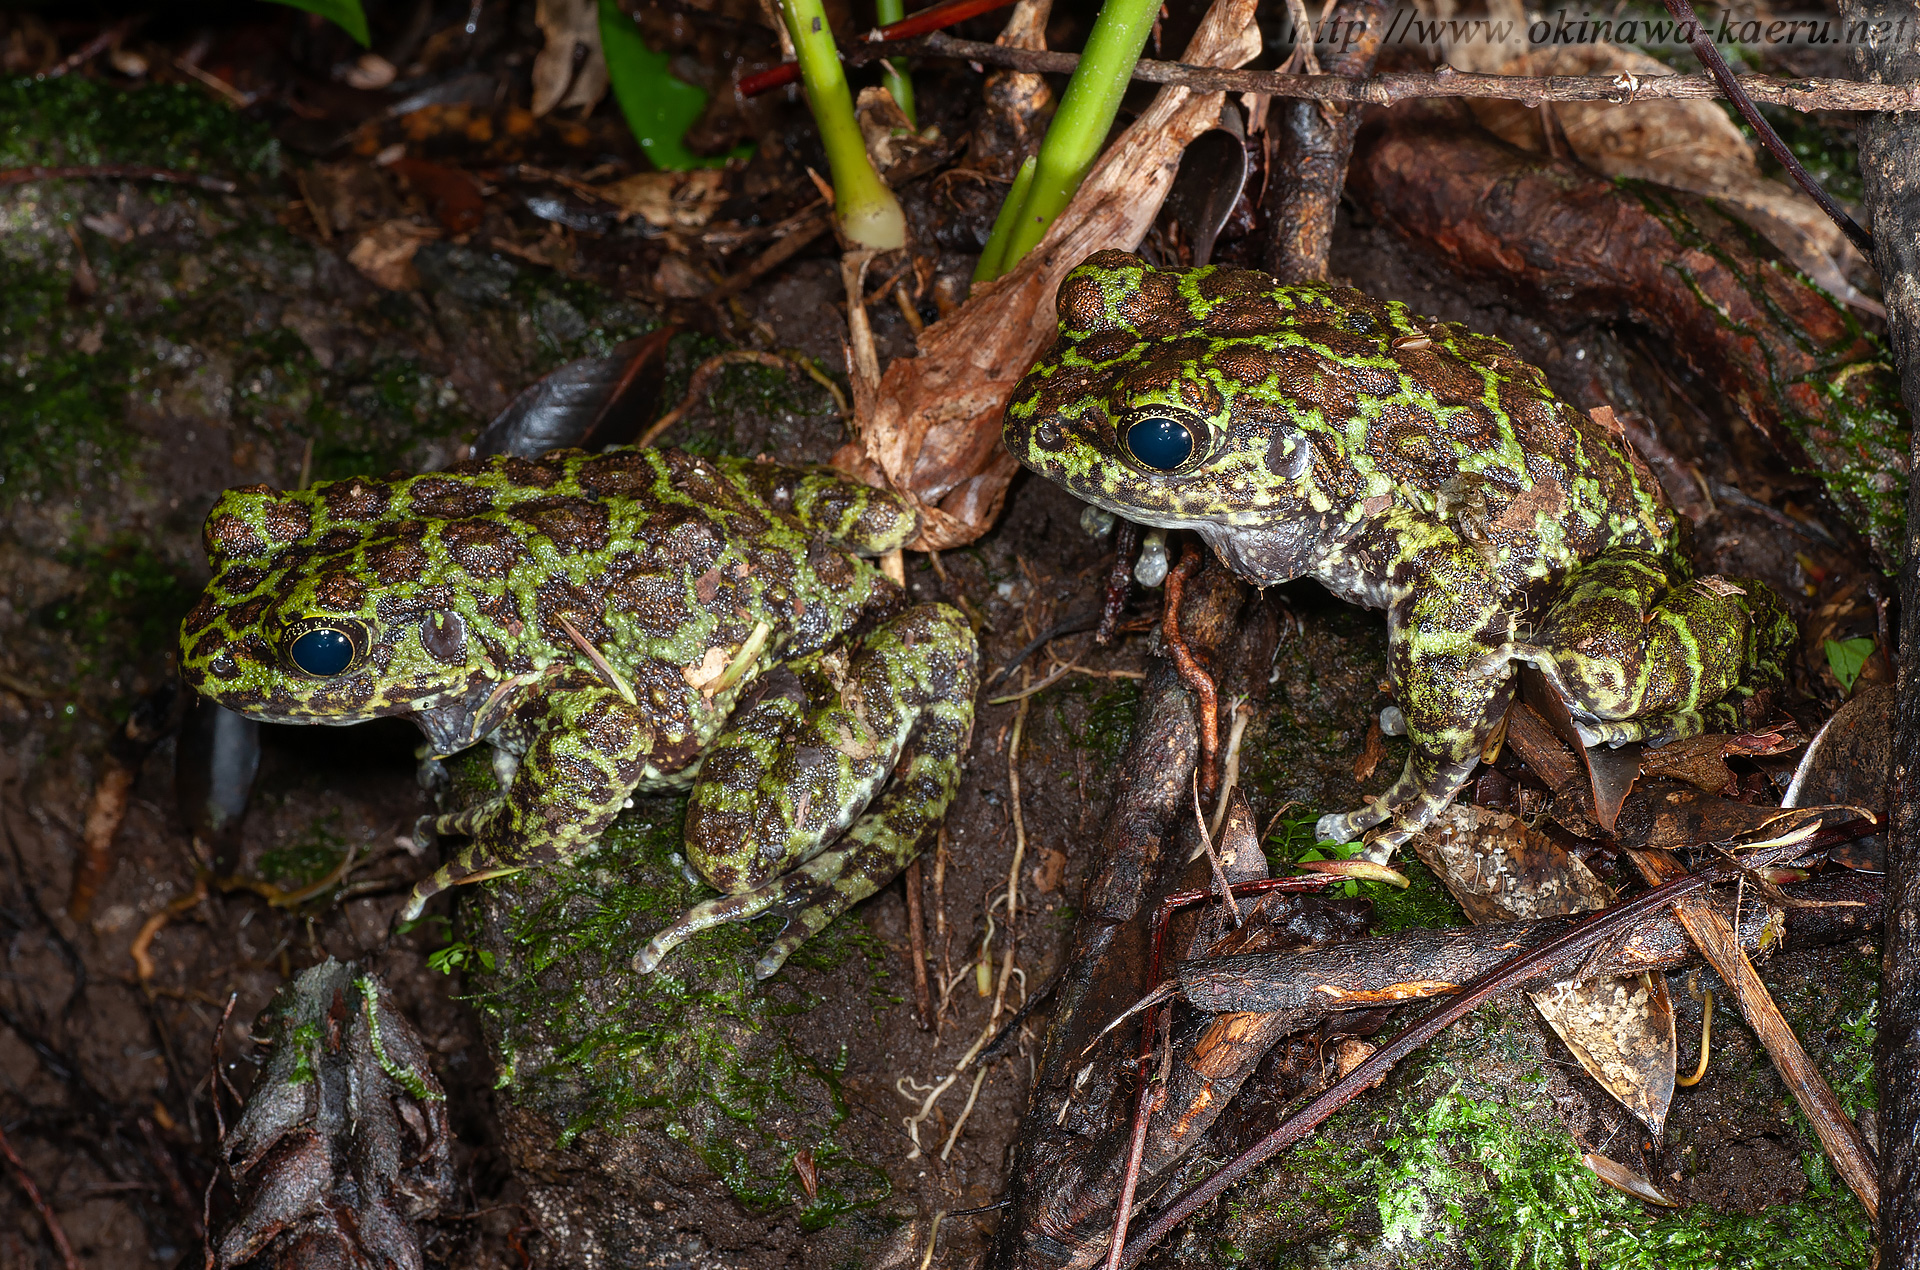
[285,621,367,677]
[1122,415,1198,472]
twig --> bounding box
[906,858,934,1029]
[874,31,1920,113]
[638,351,823,447]
[1190,771,1243,927]
[982,608,1101,693]
[1162,548,1220,798]
[0,164,237,193]
[940,1065,991,1160]
[1096,521,1141,646]
[131,878,209,982]
[1658,0,1873,253]
[43,17,141,77]
[1118,820,1830,1265]
[738,0,1021,94]
[1627,846,1879,1222]
[995,690,1031,1020]
[0,1122,79,1270]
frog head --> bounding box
[1003,252,1319,519]
[179,475,512,753]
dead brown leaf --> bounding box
[596,170,728,229]
[1352,717,1386,781]
[346,220,441,290]
[532,0,609,117]
[1449,5,1875,313]
[1414,804,1678,1133]
[836,0,1262,550]
[1639,733,1739,794]
[1030,847,1067,893]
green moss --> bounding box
[653,332,844,458]
[1082,679,1141,766]
[357,975,445,1103]
[0,252,144,503]
[467,766,888,1228]
[257,815,349,888]
[286,1021,322,1086]
[1628,182,1909,568]
[34,537,199,688]
[1234,1050,1872,1269]
[0,76,279,175]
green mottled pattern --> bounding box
[180,446,976,978]
[1004,251,1795,853]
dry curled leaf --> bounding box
[835,0,1262,550]
[346,220,440,290]
[533,0,609,117]
[1449,6,1876,313]
[596,169,727,229]
[1414,804,1678,1133]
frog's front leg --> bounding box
[1317,546,1513,858]
[636,603,976,980]
[400,686,651,921]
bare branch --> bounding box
[866,31,1920,113]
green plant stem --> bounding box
[984,0,1160,275]
[781,0,907,249]
[875,0,917,125]
[973,154,1036,281]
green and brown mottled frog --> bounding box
[1005,251,1794,856]
[179,447,977,979]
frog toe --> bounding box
[1317,802,1387,844]
[634,883,788,974]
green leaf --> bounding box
[599,0,736,171]
[262,0,371,47]
[1824,636,1875,693]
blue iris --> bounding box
[290,628,356,677]
[1124,416,1195,471]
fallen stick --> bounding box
[0,1121,78,1270]
[1626,847,1880,1223]
[1175,866,1876,1018]
[1115,816,1840,1266]
[856,31,1920,112]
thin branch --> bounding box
[0,1122,79,1270]
[0,164,238,193]
[1658,0,1873,252]
[1116,819,1828,1267]
[867,31,1920,114]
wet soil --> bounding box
[0,7,1889,1269]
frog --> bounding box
[1003,250,1795,857]
[178,446,978,979]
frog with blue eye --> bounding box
[1004,250,1795,855]
[178,447,977,979]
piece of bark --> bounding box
[1178,866,1877,1018]
[1260,0,1391,282]
[1626,847,1879,1224]
[217,960,454,1270]
[1349,111,1909,569]
[989,561,1249,1269]
[970,0,1057,182]
[1842,0,1920,1258]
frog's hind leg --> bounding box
[732,461,918,556]
[636,602,977,979]
[1516,550,1795,747]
